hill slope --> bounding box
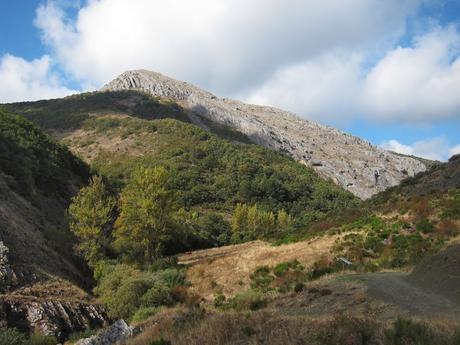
[0,110,107,338]
[3,93,359,237]
[103,69,427,199]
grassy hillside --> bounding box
[3,92,359,245]
[305,155,460,272]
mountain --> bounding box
[3,92,359,244]
[102,69,427,199]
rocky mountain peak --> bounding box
[102,69,427,199]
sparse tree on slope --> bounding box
[114,167,177,263]
[68,175,115,267]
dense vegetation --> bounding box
[2,91,190,130]
[67,116,359,264]
[0,109,88,199]
[303,155,460,273]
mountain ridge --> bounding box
[103,69,427,199]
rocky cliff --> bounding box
[103,70,427,199]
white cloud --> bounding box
[246,51,363,122]
[31,1,460,125]
[363,25,460,121]
[450,144,460,157]
[34,0,418,95]
[248,26,460,123]
[381,137,460,161]
[0,54,76,103]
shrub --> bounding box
[160,269,187,289]
[131,307,164,323]
[141,281,174,308]
[416,218,434,233]
[310,315,377,345]
[223,290,267,311]
[384,318,441,345]
[250,266,274,292]
[213,294,226,308]
[28,334,58,345]
[67,329,98,344]
[0,328,27,345]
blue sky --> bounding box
[1,0,460,161]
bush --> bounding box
[416,218,434,233]
[0,328,27,345]
[224,290,267,311]
[94,264,187,320]
[160,269,187,289]
[141,281,174,308]
[131,307,164,323]
[384,318,441,345]
[28,334,58,345]
[250,266,274,292]
[67,329,98,344]
[310,315,377,345]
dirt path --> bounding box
[354,272,460,318]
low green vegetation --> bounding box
[93,261,188,321]
[2,91,190,130]
[0,328,58,345]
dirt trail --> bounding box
[179,236,337,300]
[355,272,460,318]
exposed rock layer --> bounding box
[1,296,108,340]
[103,70,427,199]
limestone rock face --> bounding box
[103,70,427,199]
[75,319,135,345]
[1,297,108,340]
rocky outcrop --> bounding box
[76,319,136,345]
[1,297,108,340]
[0,241,17,291]
[103,70,427,199]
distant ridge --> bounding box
[103,69,427,199]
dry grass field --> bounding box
[178,235,337,300]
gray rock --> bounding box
[76,320,135,345]
[0,241,17,291]
[103,70,427,199]
[1,298,108,339]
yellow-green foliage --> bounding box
[114,167,178,262]
[231,204,293,242]
[68,176,115,266]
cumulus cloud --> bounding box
[381,137,460,161]
[31,0,460,125]
[363,25,460,121]
[0,54,76,103]
[249,26,460,123]
[34,0,418,95]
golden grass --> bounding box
[179,236,338,300]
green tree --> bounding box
[68,176,115,266]
[231,203,249,234]
[277,209,293,231]
[231,204,276,241]
[114,167,177,263]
